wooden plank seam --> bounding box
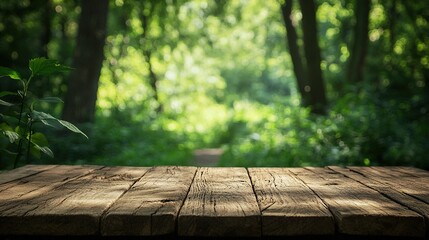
[98,166,152,235]
[245,168,263,236]
[286,169,339,235]
[174,166,199,236]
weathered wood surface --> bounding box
[102,166,196,236]
[248,168,334,236]
[289,167,425,237]
[0,166,147,235]
[0,165,429,237]
[0,164,55,185]
[329,166,429,233]
[178,167,261,237]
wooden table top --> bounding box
[0,165,428,238]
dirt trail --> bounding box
[193,148,223,166]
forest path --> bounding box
[192,148,223,166]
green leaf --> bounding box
[1,149,18,155]
[31,110,88,138]
[29,58,72,76]
[58,120,88,138]
[0,114,19,127]
[0,91,18,98]
[32,111,60,128]
[30,132,53,158]
[0,123,20,143]
[4,130,20,143]
[31,97,64,111]
[38,97,63,103]
[31,110,55,121]
[0,99,14,107]
[30,132,49,146]
[30,145,41,159]
[14,126,26,141]
[35,145,54,158]
[0,66,21,80]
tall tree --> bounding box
[280,0,327,114]
[280,0,310,106]
[347,0,371,83]
[299,0,327,114]
[62,0,109,123]
[39,0,52,58]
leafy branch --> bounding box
[0,58,87,168]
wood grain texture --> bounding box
[0,165,56,185]
[1,165,429,237]
[385,166,429,178]
[0,165,100,205]
[178,167,261,237]
[248,168,334,236]
[0,166,148,235]
[289,167,425,237]
[102,166,197,236]
[329,166,429,233]
[349,167,429,205]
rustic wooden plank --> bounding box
[102,166,197,236]
[289,167,425,237]
[0,165,100,204]
[0,166,148,235]
[349,167,429,205]
[350,166,413,178]
[178,167,261,237]
[329,166,429,233]
[385,166,429,178]
[350,166,429,203]
[248,168,334,236]
[0,164,56,185]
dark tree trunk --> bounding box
[299,0,327,114]
[141,4,163,114]
[347,0,370,83]
[280,0,310,106]
[39,0,52,58]
[62,0,108,123]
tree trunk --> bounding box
[141,4,163,114]
[299,0,327,114]
[62,0,108,123]
[280,0,310,106]
[39,0,52,58]
[347,0,370,83]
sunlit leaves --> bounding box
[0,99,14,107]
[30,132,54,158]
[32,110,88,138]
[0,66,21,80]
[29,57,72,76]
[0,123,19,143]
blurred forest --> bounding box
[0,0,428,169]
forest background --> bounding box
[0,0,428,169]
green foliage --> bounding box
[46,113,193,167]
[0,0,427,169]
[0,58,86,168]
[219,90,429,168]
